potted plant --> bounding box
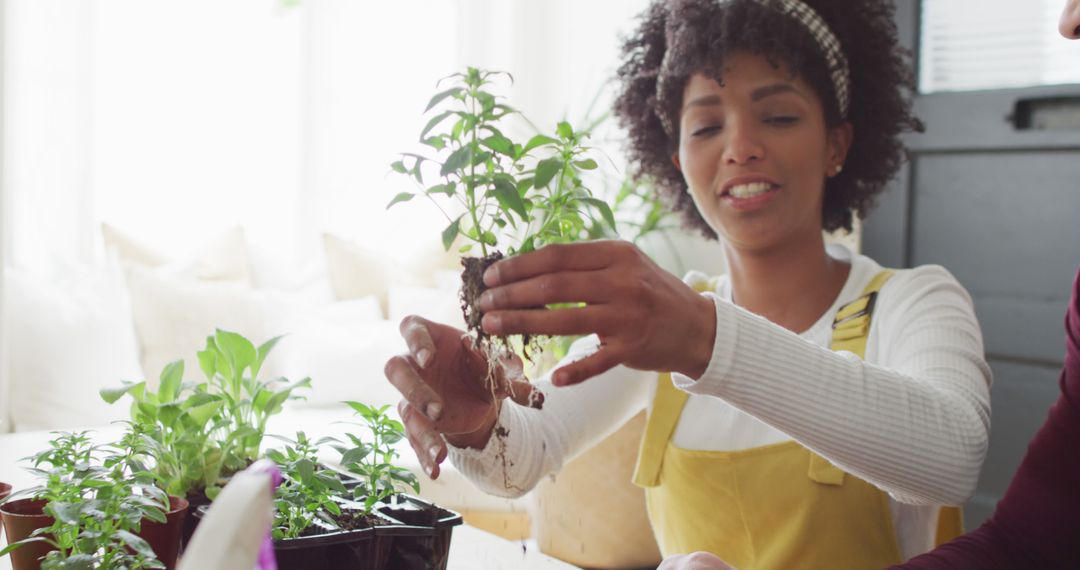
[262,431,393,570]
[387,67,616,369]
[100,329,310,546]
[0,428,186,570]
[250,401,459,570]
[336,401,462,570]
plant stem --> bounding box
[466,87,487,257]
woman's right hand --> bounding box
[384,315,536,479]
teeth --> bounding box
[728,182,773,198]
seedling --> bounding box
[0,427,169,569]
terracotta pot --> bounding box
[0,482,11,533]
[137,496,189,570]
[0,498,54,570]
[0,495,188,570]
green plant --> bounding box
[0,428,169,569]
[336,401,419,515]
[196,329,311,477]
[101,361,225,499]
[387,67,616,257]
[266,431,348,540]
[101,329,309,500]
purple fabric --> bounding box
[894,266,1080,569]
[248,460,282,570]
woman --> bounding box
[384,0,991,567]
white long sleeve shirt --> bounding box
[449,245,992,560]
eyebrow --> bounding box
[681,82,803,112]
[751,83,801,102]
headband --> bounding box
[657,0,851,136]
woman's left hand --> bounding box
[477,240,717,386]
[658,552,736,570]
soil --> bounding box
[301,510,382,537]
[459,252,544,411]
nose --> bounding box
[721,119,765,165]
[1061,0,1080,39]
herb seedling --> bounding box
[101,361,225,499]
[101,329,310,500]
[388,67,616,354]
[197,329,312,477]
[0,427,169,569]
[265,431,348,540]
[335,401,419,515]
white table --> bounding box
[0,423,577,569]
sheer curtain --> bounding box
[0,0,691,430]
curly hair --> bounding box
[613,0,923,237]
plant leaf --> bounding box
[424,87,463,113]
[581,197,617,233]
[100,381,144,405]
[441,216,462,251]
[492,178,528,220]
[534,158,564,189]
[440,146,472,177]
[159,360,184,403]
[117,530,157,559]
[479,134,514,157]
[522,135,558,156]
[557,121,574,140]
[386,192,414,209]
[419,110,455,140]
[426,183,455,197]
[573,158,598,170]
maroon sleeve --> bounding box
[894,266,1080,569]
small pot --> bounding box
[0,498,54,570]
[137,496,189,569]
[180,488,212,551]
[377,495,463,570]
[0,482,12,532]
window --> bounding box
[920,0,1080,93]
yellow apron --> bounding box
[632,270,963,568]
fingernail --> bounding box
[417,348,433,368]
[482,313,501,333]
[428,444,441,464]
[423,462,433,477]
[426,402,442,422]
[477,291,493,311]
[483,264,499,287]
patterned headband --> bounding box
[657,0,851,136]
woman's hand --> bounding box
[384,315,536,479]
[477,240,717,386]
[658,552,736,570]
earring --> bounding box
[833,164,843,176]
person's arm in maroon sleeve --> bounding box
[893,265,1080,569]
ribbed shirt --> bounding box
[450,246,992,561]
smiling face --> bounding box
[673,52,852,253]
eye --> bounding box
[765,115,799,126]
[691,125,722,137]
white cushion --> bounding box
[102,223,254,285]
[323,233,395,319]
[125,264,269,387]
[5,259,141,432]
[388,281,466,331]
